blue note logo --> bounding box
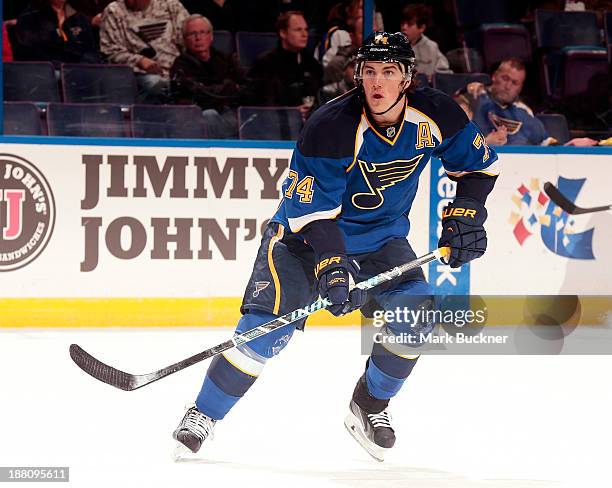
[352,155,424,210]
[252,281,270,297]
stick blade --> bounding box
[69,344,137,391]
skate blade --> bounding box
[344,412,390,462]
[172,441,202,462]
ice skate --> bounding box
[172,405,216,460]
[344,399,395,461]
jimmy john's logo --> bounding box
[352,154,424,210]
[0,154,55,271]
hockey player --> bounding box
[173,32,499,461]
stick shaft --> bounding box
[70,247,447,391]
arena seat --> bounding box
[212,30,235,55]
[3,102,45,135]
[47,103,126,137]
[236,31,277,68]
[61,64,137,104]
[454,0,518,47]
[4,61,60,102]
[535,10,601,49]
[536,113,570,145]
[535,10,603,95]
[480,23,532,72]
[238,106,302,140]
[131,104,207,139]
[559,48,609,98]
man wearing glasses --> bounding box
[171,14,247,138]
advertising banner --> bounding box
[472,152,612,295]
[1,143,610,327]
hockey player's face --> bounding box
[362,62,407,111]
[491,64,526,105]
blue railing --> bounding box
[1,134,611,155]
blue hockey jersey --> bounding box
[473,92,548,145]
[272,87,500,254]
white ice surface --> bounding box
[1,327,611,488]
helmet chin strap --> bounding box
[369,80,410,116]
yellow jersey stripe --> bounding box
[268,225,285,315]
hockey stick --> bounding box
[544,182,612,215]
[70,246,449,391]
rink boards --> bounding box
[0,140,611,327]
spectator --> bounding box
[315,1,383,66]
[100,0,189,103]
[3,21,14,61]
[469,58,599,146]
[379,0,458,53]
[315,0,361,65]
[469,58,553,146]
[400,4,451,82]
[249,11,323,118]
[453,93,508,146]
[318,53,356,104]
[322,15,361,83]
[171,14,247,138]
[13,0,100,65]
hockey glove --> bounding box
[438,197,488,268]
[315,253,365,317]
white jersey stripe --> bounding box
[287,205,342,233]
[222,347,265,377]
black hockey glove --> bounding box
[438,197,488,268]
[315,253,366,317]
